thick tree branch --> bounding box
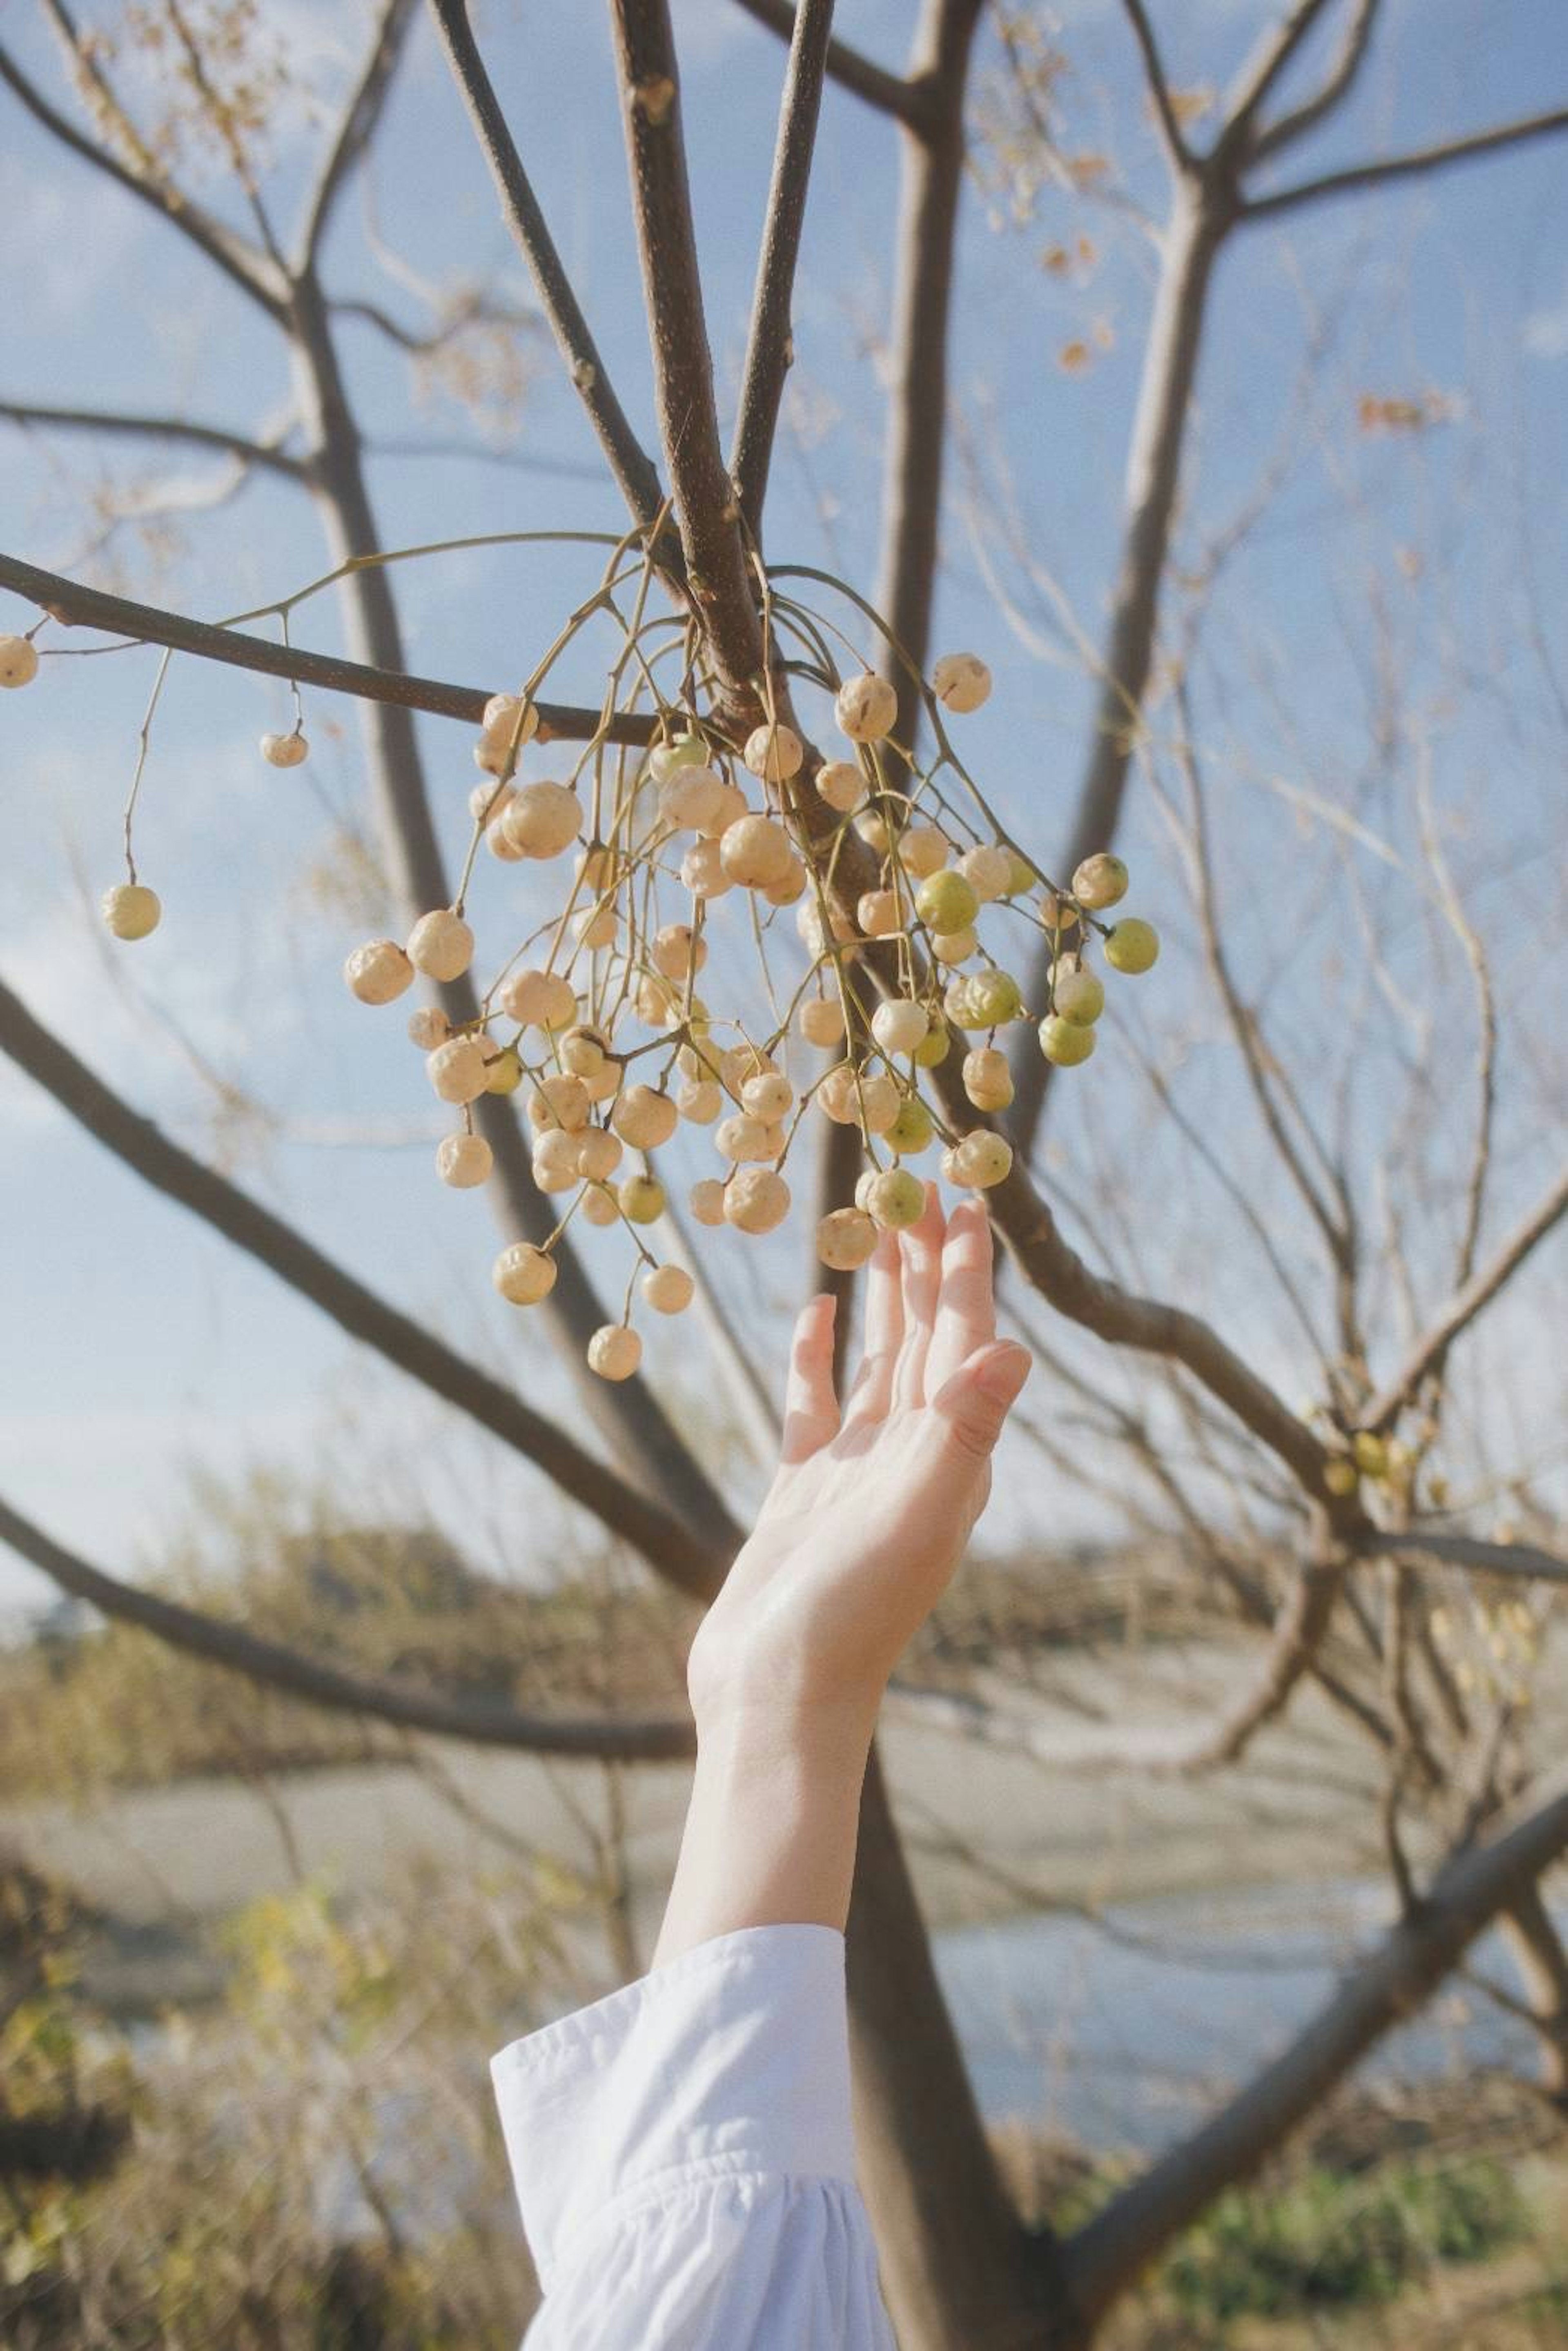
[0,1496,694,1762]
[1245,106,1568,219]
[0,399,308,483]
[1349,1530,1568,1590]
[0,40,285,318]
[297,0,421,271]
[0,976,722,1602]
[0,551,648,743]
[1116,0,1191,170]
[1063,1774,1568,2320]
[1362,1162,1568,1432]
[730,0,836,537]
[1251,0,1381,161]
[425,0,669,540]
[730,0,929,131]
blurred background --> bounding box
[1,1,1566,2344]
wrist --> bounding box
[690,1686,880,1773]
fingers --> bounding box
[891,1182,944,1411]
[924,1199,996,1400]
[780,1292,840,1463]
[844,1226,904,1425]
[930,1340,1032,1463]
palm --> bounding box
[687,1191,1030,1724]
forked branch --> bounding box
[1246,105,1568,218]
[730,0,929,131]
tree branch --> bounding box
[1349,1530,1568,1590]
[0,1494,695,1762]
[730,0,836,537]
[1116,0,1191,170]
[730,0,929,131]
[0,550,648,744]
[297,0,420,271]
[0,398,308,483]
[425,0,670,541]
[1063,1772,1568,2321]
[0,976,722,1601]
[1250,0,1381,161]
[1362,1162,1568,1432]
[1216,0,1337,156]
[1245,106,1568,219]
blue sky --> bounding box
[1,0,1566,1619]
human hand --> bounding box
[685,1187,1031,1743]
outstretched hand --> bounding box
[686,1186,1031,1739]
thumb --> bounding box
[931,1342,1032,1462]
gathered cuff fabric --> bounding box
[490,1924,859,2298]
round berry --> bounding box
[1324,1458,1359,1497]
[484,1045,524,1095]
[642,1264,695,1314]
[581,1182,620,1227]
[887,1095,934,1154]
[742,721,803,782]
[896,825,949,881]
[1053,967,1105,1025]
[931,928,978,967]
[437,1132,493,1188]
[816,1207,878,1271]
[855,1072,901,1135]
[494,1242,557,1304]
[697,778,750,839]
[619,1173,667,1224]
[1104,918,1160,974]
[930,653,991,713]
[867,1167,926,1228]
[613,1084,678,1150]
[958,844,1014,903]
[681,838,734,899]
[535,1073,591,1132]
[499,968,577,1030]
[872,999,929,1058]
[690,1176,728,1227]
[575,1127,623,1181]
[648,731,708,782]
[502,781,580,860]
[589,1325,642,1381]
[720,813,796,891]
[102,882,161,941]
[651,922,705,982]
[835,671,898,743]
[798,996,846,1048]
[816,761,862,813]
[715,1113,773,1164]
[657,766,726,831]
[407,1006,451,1049]
[0,636,39,689]
[532,1129,581,1191]
[1039,1014,1098,1067]
[952,1131,1013,1189]
[912,1020,950,1069]
[1072,852,1128,911]
[741,1071,793,1122]
[962,1047,1014,1111]
[427,1036,491,1104]
[966,968,1023,1025]
[762,858,807,906]
[915,869,979,934]
[407,908,474,983]
[724,1167,791,1233]
[344,937,413,1004]
[678,1078,722,1124]
[261,730,308,768]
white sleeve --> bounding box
[490,1922,897,2349]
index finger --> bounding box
[923,1198,995,1399]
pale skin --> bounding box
[654,1186,1032,1969]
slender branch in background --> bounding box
[0,1496,695,1763]
[0,976,727,1599]
[0,551,646,741]
[1245,106,1568,218]
[606,0,762,695]
[328,289,537,354]
[1215,0,1337,157]
[1361,1163,1568,1432]
[730,0,837,538]
[296,0,421,270]
[1499,1884,1568,2104]
[1062,1775,1568,2322]
[729,0,929,131]
[1349,1531,1568,1591]
[1115,0,1192,171]
[0,399,308,481]
[425,0,670,539]
[1251,0,1382,161]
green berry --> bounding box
[1104,918,1159,974]
[1039,1014,1097,1067]
[915,869,979,934]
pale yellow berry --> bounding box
[741,1071,793,1122]
[697,778,751,839]
[897,826,949,880]
[817,1063,862,1124]
[855,1169,878,1210]
[470,779,515,828]
[651,923,705,982]
[533,1073,590,1132]
[588,1325,642,1381]
[855,1072,901,1135]
[501,781,580,859]
[0,635,39,689]
[835,671,898,743]
[582,1058,620,1105]
[953,1130,1013,1188]
[648,731,708,782]
[798,996,846,1048]
[867,1167,926,1229]
[931,927,978,966]
[930,653,991,713]
[855,808,893,855]
[872,999,929,1058]
[581,1182,620,1227]
[484,1045,524,1095]
[679,1078,723,1124]
[494,1242,557,1304]
[762,858,807,907]
[690,1177,728,1227]
[102,882,162,941]
[1071,852,1128,911]
[1039,1014,1098,1067]
[796,895,857,956]
[681,838,734,899]
[613,1084,678,1150]
[743,721,804,781]
[619,1173,667,1224]
[408,1005,451,1049]
[916,869,980,933]
[888,1095,934,1154]
[1053,967,1105,1025]
[437,1132,493,1188]
[499,968,577,1029]
[816,1207,878,1271]
[577,844,619,891]
[1040,891,1080,932]
[963,1047,1014,1111]
[958,844,1014,903]
[559,1024,609,1077]
[857,889,902,938]
[1324,1458,1359,1497]
[635,974,679,1026]
[481,692,539,746]
[715,1112,773,1164]
[575,1127,623,1181]
[642,1263,695,1314]
[486,815,527,862]
[344,937,413,1004]
[657,766,726,831]
[816,761,862,813]
[260,730,308,768]
[428,1036,490,1104]
[724,1167,791,1233]
[720,813,796,891]
[1104,918,1159,974]
[407,908,474,983]
[574,904,618,950]
[532,1129,582,1190]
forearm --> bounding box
[653,1698,878,1970]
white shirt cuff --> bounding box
[490,1924,857,2294]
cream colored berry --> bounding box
[888,1095,934,1154]
[1071,852,1129,911]
[697,777,750,839]
[857,889,902,939]
[484,1045,524,1095]
[499,968,577,1029]
[724,1167,791,1234]
[762,858,807,906]
[930,652,991,713]
[854,807,893,854]
[715,1113,772,1164]
[872,999,929,1058]
[575,1127,623,1181]
[816,1207,878,1271]
[437,1132,493,1188]
[963,1047,1014,1112]
[577,844,619,891]
[835,672,897,743]
[1039,1014,1098,1067]
[486,814,527,862]
[651,923,705,982]
[680,838,734,899]
[574,904,617,950]
[1053,967,1105,1025]
[344,937,413,1004]
[796,895,857,955]
[494,1242,557,1304]
[958,844,1014,903]
[897,825,949,880]
[634,974,679,1026]
[428,1036,490,1104]
[102,882,162,941]
[532,1128,582,1190]
[470,779,515,828]
[817,1063,862,1124]
[742,721,803,782]
[588,1325,642,1381]
[690,1177,728,1227]
[481,692,539,745]
[619,1173,667,1224]
[1040,891,1080,933]
[613,1084,678,1150]
[407,1006,451,1050]
[798,996,846,1048]
[867,1168,926,1229]
[261,730,308,768]
[582,1058,620,1105]
[816,761,862,814]
[407,908,474,983]
[953,1130,1013,1188]
[0,635,39,689]
[679,1078,723,1124]
[657,765,726,831]
[720,813,795,891]
[1104,918,1160,974]
[855,1072,901,1135]
[560,1024,609,1077]
[534,1073,590,1132]
[648,731,708,782]
[931,927,978,966]
[913,1020,950,1068]
[642,1263,695,1315]
[502,781,580,860]
[742,1071,793,1122]
[580,1182,619,1227]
